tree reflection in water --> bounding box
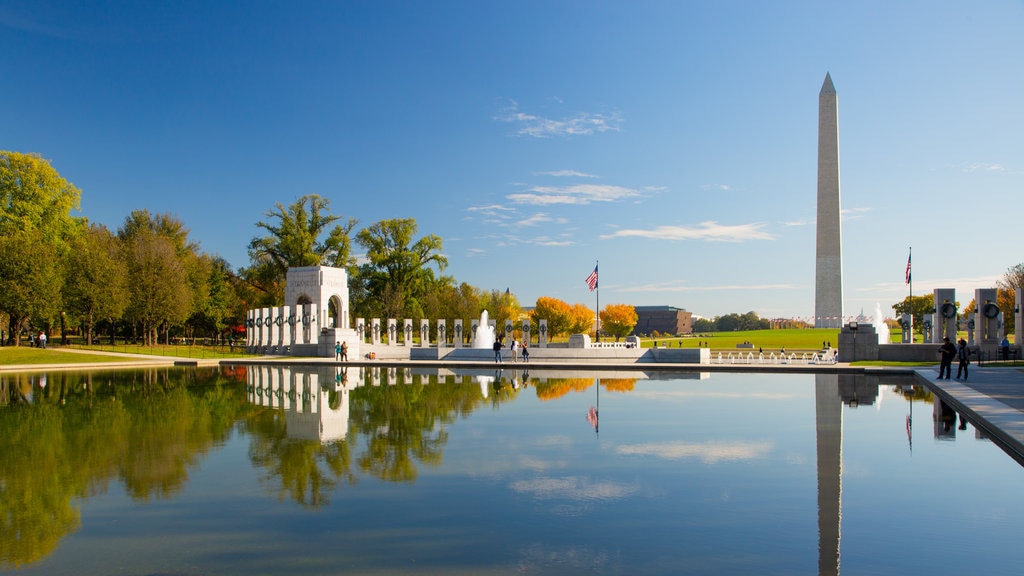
[0,364,630,569]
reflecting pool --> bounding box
[2,365,1023,575]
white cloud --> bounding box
[508,476,638,501]
[517,213,558,227]
[616,440,773,464]
[534,169,599,178]
[599,221,774,242]
[841,207,870,221]
[509,184,642,206]
[961,162,1005,173]
[494,100,622,138]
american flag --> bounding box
[585,265,598,291]
[905,252,912,284]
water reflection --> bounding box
[0,366,1014,574]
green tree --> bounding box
[892,294,934,335]
[244,195,357,306]
[354,218,447,320]
[63,224,129,345]
[600,303,638,340]
[0,152,83,344]
[119,220,192,345]
[0,151,82,247]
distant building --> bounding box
[632,306,693,336]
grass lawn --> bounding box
[0,347,131,365]
[66,343,252,360]
[646,328,858,351]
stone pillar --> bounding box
[1016,289,1023,349]
[967,314,976,346]
[539,319,548,348]
[403,319,413,345]
[504,319,514,340]
[933,289,957,344]
[437,319,446,348]
[522,320,531,346]
[975,288,1000,352]
[371,319,380,345]
[261,307,272,349]
[356,318,365,344]
[420,319,429,347]
[387,319,397,345]
[922,314,934,344]
[900,314,913,343]
[453,319,463,347]
[470,319,479,345]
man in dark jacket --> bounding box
[938,337,956,380]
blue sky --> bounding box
[3,1,1022,322]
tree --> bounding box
[354,218,447,320]
[0,152,83,344]
[63,224,129,345]
[568,303,595,335]
[996,263,1024,335]
[0,231,63,345]
[531,297,571,338]
[119,215,193,346]
[600,304,638,341]
[244,195,357,306]
[892,294,934,335]
[0,151,82,247]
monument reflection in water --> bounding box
[2,365,1024,575]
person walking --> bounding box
[938,337,956,380]
[956,338,970,380]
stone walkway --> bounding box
[916,364,1024,463]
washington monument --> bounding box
[815,72,843,328]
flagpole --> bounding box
[908,246,913,338]
[595,260,600,342]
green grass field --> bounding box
[0,347,132,365]
[645,328,858,351]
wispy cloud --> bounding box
[616,440,773,463]
[599,221,774,242]
[841,207,870,221]
[509,476,638,501]
[517,213,568,227]
[509,184,642,205]
[534,169,599,178]
[961,162,1005,173]
[495,100,622,138]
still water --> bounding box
[1,365,1022,575]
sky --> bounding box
[3,1,1022,323]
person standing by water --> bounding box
[335,341,343,361]
[341,341,348,362]
[938,337,956,380]
[521,342,529,362]
[510,338,519,362]
[493,338,503,363]
[956,338,970,380]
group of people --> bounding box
[493,337,529,363]
[334,341,348,362]
[938,336,970,380]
